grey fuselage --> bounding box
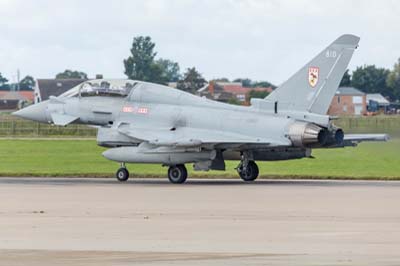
[25,81,327,166]
[62,83,299,147]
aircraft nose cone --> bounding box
[13,101,48,123]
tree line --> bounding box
[0,74,35,91]
[1,35,400,102]
[121,36,275,94]
[340,61,400,101]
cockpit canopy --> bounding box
[58,78,225,108]
[60,79,138,98]
[80,80,137,97]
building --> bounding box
[198,82,273,104]
[168,82,178,88]
[0,90,34,110]
[34,79,86,103]
[327,87,367,116]
[366,93,390,113]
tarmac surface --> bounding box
[0,177,400,265]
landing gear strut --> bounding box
[237,154,259,182]
[116,163,129,182]
[168,164,188,184]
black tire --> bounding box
[238,161,259,182]
[168,165,188,184]
[116,167,129,182]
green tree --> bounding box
[234,78,276,89]
[233,78,252,87]
[214,77,230,82]
[247,90,269,101]
[19,75,35,90]
[148,63,167,84]
[253,81,276,89]
[386,58,400,101]
[351,65,390,96]
[124,36,167,84]
[0,72,8,90]
[156,58,181,82]
[177,67,207,94]
[227,98,242,105]
[339,69,351,87]
[56,69,88,79]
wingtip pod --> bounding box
[343,133,390,144]
[383,134,390,142]
[333,34,360,47]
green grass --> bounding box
[0,139,399,179]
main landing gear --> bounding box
[115,163,189,184]
[167,164,188,184]
[237,155,259,182]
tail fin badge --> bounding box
[308,67,319,88]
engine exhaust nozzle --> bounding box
[288,122,328,147]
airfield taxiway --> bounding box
[0,178,399,266]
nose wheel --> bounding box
[168,164,188,184]
[116,163,129,182]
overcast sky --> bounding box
[0,0,399,85]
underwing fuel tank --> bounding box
[102,146,216,165]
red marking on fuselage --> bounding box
[137,107,148,114]
[122,106,149,114]
[122,106,134,113]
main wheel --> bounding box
[168,165,188,184]
[238,161,259,182]
[116,167,129,182]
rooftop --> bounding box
[336,87,365,96]
[366,93,390,105]
[36,79,86,100]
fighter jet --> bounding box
[14,34,388,183]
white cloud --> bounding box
[0,0,399,84]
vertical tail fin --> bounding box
[266,34,360,115]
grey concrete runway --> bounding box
[0,178,400,265]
